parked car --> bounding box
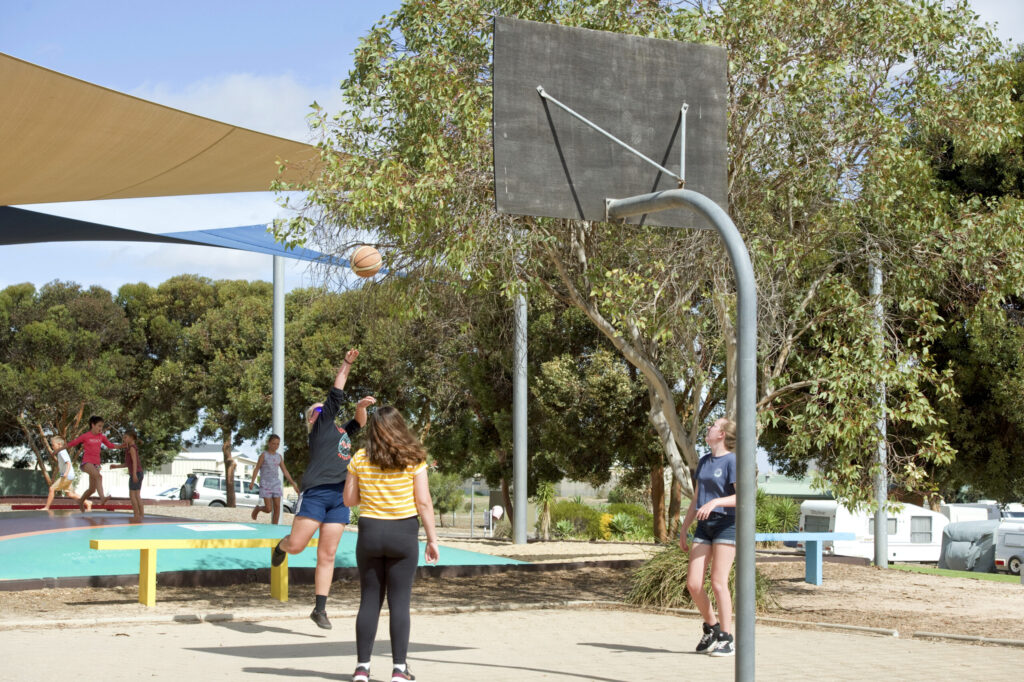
[154,487,180,500]
[189,472,295,513]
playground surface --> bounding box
[2,504,1023,680]
[2,607,1021,681]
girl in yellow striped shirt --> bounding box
[344,406,438,682]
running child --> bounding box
[110,430,144,522]
[65,416,125,511]
[41,436,91,511]
[250,434,298,525]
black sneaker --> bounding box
[310,608,332,630]
[271,541,287,567]
[352,665,370,682]
[696,622,721,653]
[709,632,734,657]
[391,667,416,681]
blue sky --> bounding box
[0,0,404,292]
[1,0,1022,293]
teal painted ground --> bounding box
[0,522,522,581]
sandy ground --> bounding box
[2,505,1022,641]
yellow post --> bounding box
[138,548,157,607]
[270,554,288,602]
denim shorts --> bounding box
[128,472,144,491]
[295,482,350,524]
[693,514,736,545]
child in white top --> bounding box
[42,437,91,511]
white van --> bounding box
[799,499,949,563]
[994,521,1024,575]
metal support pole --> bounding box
[513,292,528,544]
[607,189,757,681]
[870,259,888,568]
[272,256,285,449]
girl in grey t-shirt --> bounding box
[678,417,738,657]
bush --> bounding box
[549,500,605,540]
[493,518,512,540]
[607,483,651,510]
[553,518,575,539]
[608,512,639,537]
[626,545,776,612]
[604,503,656,541]
[755,488,801,534]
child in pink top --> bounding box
[64,415,124,511]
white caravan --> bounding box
[799,500,949,563]
[940,503,992,523]
[994,521,1024,575]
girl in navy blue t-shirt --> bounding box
[679,417,738,657]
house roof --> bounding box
[758,473,832,499]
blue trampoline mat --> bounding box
[0,515,522,581]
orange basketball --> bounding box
[351,245,382,278]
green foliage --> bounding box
[553,518,576,539]
[626,546,775,612]
[754,489,800,535]
[549,499,605,540]
[607,483,651,510]
[533,480,557,540]
[604,503,655,541]
[428,470,466,524]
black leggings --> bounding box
[355,515,420,664]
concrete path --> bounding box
[1,608,1015,681]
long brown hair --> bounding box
[366,406,427,470]
[720,418,737,451]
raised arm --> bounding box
[100,435,125,450]
[354,396,377,428]
[334,349,359,390]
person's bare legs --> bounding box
[271,497,282,525]
[710,542,736,635]
[278,515,321,554]
[42,483,58,510]
[129,490,143,521]
[252,497,271,521]
[79,464,100,511]
[314,522,345,597]
[686,541,716,625]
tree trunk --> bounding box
[222,438,236,507]
[668,474,683,539]
[646,384,695,497]
[650,463,667,542]
[17,417,52,486]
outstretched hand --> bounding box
[357,396,377,409]
[344,349,359,365]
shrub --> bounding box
[599,513,614,540]
[553,518,576,539]
[607,483,651,510]
[626,545,776,612]
[608,512,639,537]
[755,488,801,534]
[493,518,512,540]
[605,503,655,541]
[549,500,605,540]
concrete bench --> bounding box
[755,532,855,586]
[89,537,318,606]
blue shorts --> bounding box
[128,472,144,491]
[295,482,350,524]
[693,514,736,545]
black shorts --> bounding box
[128,472,144,491]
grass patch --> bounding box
[890,564,1021,583]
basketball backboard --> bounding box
[492,16,728,229]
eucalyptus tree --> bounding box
[275,0,1022,508]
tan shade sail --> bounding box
[0,52,322,205]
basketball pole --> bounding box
[273,255,285,449]
[607,189,757,681]
[513,291,529,544]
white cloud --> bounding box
[130,72,343,143]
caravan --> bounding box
[799,500,949,563]
[994,521,1024,575]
